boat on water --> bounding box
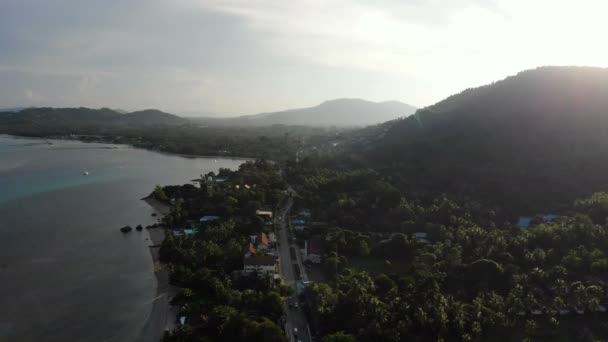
[83,171,89,175]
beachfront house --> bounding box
[243,255,278,274]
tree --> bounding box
[322,331,356,342]
[357,239,370,256]
[575,192,608,223]
[154,184,169,201]
[243,318,287,342]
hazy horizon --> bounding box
[2,1,608,116]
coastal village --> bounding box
[140,160,325,341]
[132,159,608,342]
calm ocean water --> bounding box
[0,135,244,341]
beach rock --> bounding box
[120,225,133,233]
[151,213,157,217]
[136,224,143,231]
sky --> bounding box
[1,0,607,116]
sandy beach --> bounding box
[136,200,177,342]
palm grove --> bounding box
[289,156,608,341]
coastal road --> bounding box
[277,190,312,342]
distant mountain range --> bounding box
[192,99,417,127]
[1,99,416,129]
[350,66,608,214]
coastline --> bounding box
[1,133,253,161]
[136,199,177,342]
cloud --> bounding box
[0,0,607,113]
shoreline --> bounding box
[136,199,177,342]
[1,133,253,161]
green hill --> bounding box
[0,107,187,132]
[354,66,608,214]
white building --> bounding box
[243,255,278,274]
[268,232,277,245]
[256,210,273,219]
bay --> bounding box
[0,135,244,341]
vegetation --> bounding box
[338,67,608,216]
[287,153,608,340]
[0,107,348,160]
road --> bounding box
[276,190,312,342]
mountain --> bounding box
[0,107,27,112]
[353,66,608,214]
[121,109,187,125]
[193,99,417,127]
[0,107,187,131]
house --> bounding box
[245,243,256,258]
[517,217,531,228]
[303,238,322,264]
[257,232,270,250]
[292,218,306,225]
[298,209,311,218]
[172,226,196,237]
[200,216,220,223]
[413,232,429,244]
[256,210,273,219]
[543,214,559,222]
[268,232,277,245]
[243,255,278,274]
[517,214,559,228]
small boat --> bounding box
[83,171,90,175]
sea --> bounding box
[0,135,244,341]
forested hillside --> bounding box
[0,107,186,131]
[351,67,608,215]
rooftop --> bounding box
[259,232,269,246]
[307,238,322,255]
[200,216,220,222]
[244,255,278,266]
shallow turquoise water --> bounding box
[0,135,244,341]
